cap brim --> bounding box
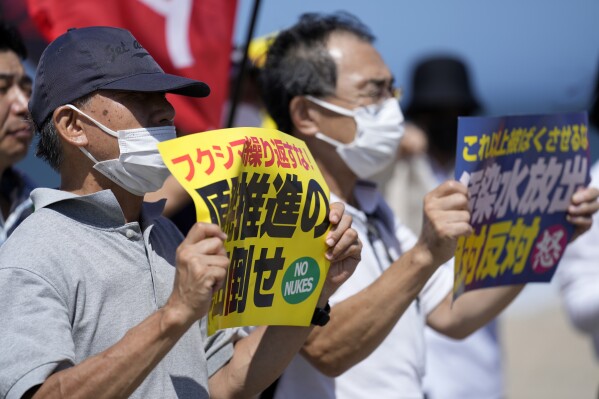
[101,72,210,97]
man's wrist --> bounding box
[410,242,437,270]
[160,302,196,336]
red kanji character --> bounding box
[242,136,263,167]
[271,139,291,168]
[172,154,195,181]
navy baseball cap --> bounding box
[29,26,211,126]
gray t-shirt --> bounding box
[0,188,240,399]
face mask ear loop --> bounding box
[304,95,355,117]
[63,104,119,138]
[78,146,102,165]
[314,132,346,148]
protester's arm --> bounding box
[208,202,362,398]
[145,175,191,217]
[26,223,229,399]
[25,309,199,399]
[426,285,523,339]
[426,186,599,339]
[296,181,472,377]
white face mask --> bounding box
[305,95,404,179]
[65,104,176,196]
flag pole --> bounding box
[226,0,262,128]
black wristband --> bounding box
[311,302,331,326]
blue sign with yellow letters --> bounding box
[453,112,590,297]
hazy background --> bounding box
[13,2,599,396]
[18,0,599,187]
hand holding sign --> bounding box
[159,127,341,334]
[320,202,362,301]
[567,187,599,242]
[417,180,474,268]
[167,223,230,326]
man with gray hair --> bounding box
[259,12,599,398]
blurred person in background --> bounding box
[148,35,275,234]
[0,21,36,245]
[375,56,481,236]
[383,55,505,399]
[221,34,275,129]
[556,61,599,395]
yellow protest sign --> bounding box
[158,127,331,335]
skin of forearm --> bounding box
[427,284,525,339]
[209,325,315,399]
[300,244,439,377]
[29,306,193,399]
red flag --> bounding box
[27,0,237,134]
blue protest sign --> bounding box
[453,112,590,298]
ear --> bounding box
[289,96,320,137]
[53,105,89,147]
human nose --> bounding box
[151,94,176,126]
[162,96,176,122]
[152,98,175,126]
[9,86,29,115]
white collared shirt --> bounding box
[274,182,453,399]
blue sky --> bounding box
[235,0,599,115]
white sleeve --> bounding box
[556,214,599,333]
[555,161,599,338]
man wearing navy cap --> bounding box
[0,26,361,399]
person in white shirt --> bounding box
[557,76,599,365]
[557,160,599,356]
[258,11,599,399]
[380,56,504,399]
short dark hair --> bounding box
[0,21,27,59]
[34,94,93,171]
[261,12,375,133]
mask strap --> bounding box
[314,132,345,148]
[305,95,355,117]
[78,146,101,165]
[64,104,119,138]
